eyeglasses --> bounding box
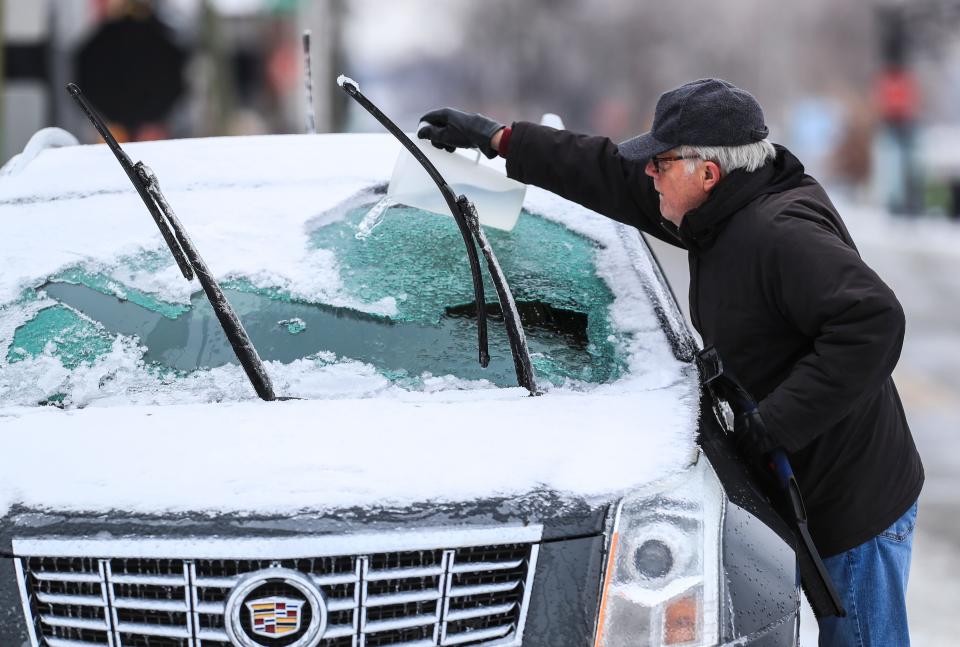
[650,154,700,173]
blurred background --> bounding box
[3,0,960,218]
[2,0,959,643]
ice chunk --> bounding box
[354,196,396,240]
[279,317,307,334]
[7,305,114,369]
[52,265,189,320]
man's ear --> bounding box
[702,161,722,192]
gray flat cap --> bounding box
[619,78,769,162]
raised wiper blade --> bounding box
[66,83,277,402]
[337,76,538,395]
[337,76,490,370]
[67,85,193,281]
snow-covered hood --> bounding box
[0,384,699,523]
[0,132,699,523]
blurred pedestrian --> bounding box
[419,78,924,647]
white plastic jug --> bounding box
[387,137,527,231]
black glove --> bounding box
[733,409,779,457]
[417,108,504,159]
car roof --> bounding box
[0,132,397,205]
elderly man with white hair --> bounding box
[419,78,924,647]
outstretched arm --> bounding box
[418,109,680,247]
[503,121,678,246]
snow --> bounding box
[13,525,545,559]
[0,127,78,178]
[0,133,698,516]
[522,187,693,379]
[336,75,358,90]
[0,135,395,310]
[0,383,699,517]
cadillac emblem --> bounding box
[246,596,303,637]
[223,568,327,647]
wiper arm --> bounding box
[337,76,489,370]
[337,76,538,395]
[456,196,537,394]
[68,89,193,280]
[66,83,277,402]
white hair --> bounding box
[679,140,777,175]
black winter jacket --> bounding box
[505,121,923,557]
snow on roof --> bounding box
[0,134,395,308]
[0,133,699,515]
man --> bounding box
[418,79,923,646]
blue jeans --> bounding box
[817,501,918,647]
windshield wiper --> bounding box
[337,78,489,372]
[66,83,277,402]
[338,76,538,395]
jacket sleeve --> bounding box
[505,121,683,247]
[757,214,906,453]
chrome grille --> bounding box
[14,529,540,647]
[193,557,360,646]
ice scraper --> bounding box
[697,346,846,619]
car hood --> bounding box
[0,378,699,539]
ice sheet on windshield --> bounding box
[0,206,631,404]
[0,135,687,408]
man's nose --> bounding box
[644,159,657,178]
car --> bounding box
[0,127,800,647]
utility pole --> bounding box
[0,0,6,159]
[301,0,347,133]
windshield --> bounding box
[0,199,632,407]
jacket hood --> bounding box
[678,144,806,252]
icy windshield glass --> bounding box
[0,200,632,407]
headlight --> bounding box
[594,455,724,647]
